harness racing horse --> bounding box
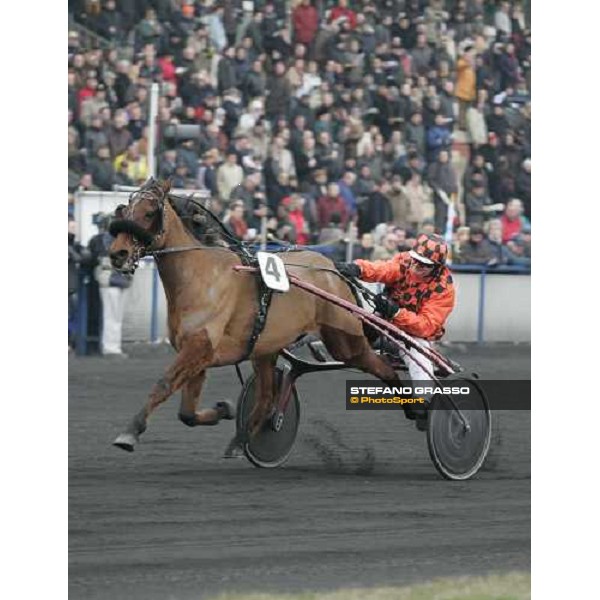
[109,178,400,452]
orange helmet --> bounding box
[409,233,449,266]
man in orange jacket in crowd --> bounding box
[336,233,456,386]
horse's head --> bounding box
[109,177,171,273]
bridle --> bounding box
[108,180,254,268]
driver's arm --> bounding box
[392,286,455,339]
[354,255,403,286]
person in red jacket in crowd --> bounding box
[293,0,320,47]
[282,194,310,245]
[336,233,456,421]
[158,52,177,86]
[329,0,357,29]
[317,182,349,228]
[78,75,98,112]
[224,201,249,239]
[501,198,529,243]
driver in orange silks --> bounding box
[336,233,456,384]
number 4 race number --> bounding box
[257,252,290,292]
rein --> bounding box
[151,244,233,257]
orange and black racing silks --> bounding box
[354,253,456,340]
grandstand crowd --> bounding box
[68,0,531,267]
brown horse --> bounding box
[109,178,399,452]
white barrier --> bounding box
[74,189,210,246]
[119,264,530,343]
[446,272,531,342]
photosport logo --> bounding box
[349,394,428,406]
[345,380,531,410]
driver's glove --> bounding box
[335,262,362,279]
[373,294,400,320]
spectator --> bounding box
[506,233,531,267]
[463,152,490,196]
[358,181,394,235]
[452,225,471,263]
[466,89,489,148]
[427,149,458,233]
[78,173,99,192]
[114,160,133,186]
[88,214,132,357]
[317,183,349,229]
[177,139,200,179]
[217,151,245,202]
[196,149,220,197]
[411,33,433,76]
[405,112,426,159]
[355,164,376,199]
[282,194,310,245]
[401,171,434,232]
[372,232,399,260]
[455,45,476,130]
[107,110,132,159]
[501,198,528,243]
[426,113,452,162]
[465,181,503,228]
[349,232,375,261]
[516,158,531,220]
[498,42,521,90]
[265,62,292,122]
[84,114,109,158]
[68,219,89,350]
[337,171,358,218]
[134,8,163,51]
[317,212,345,248]
[88,145,115,191]
[127,102,146,141]
[223,201,249,239]
[114,142,148,184]
[421,219,437,236]
[81,82,109,128]
[158,149,178,180]
[329,0,357,30]
[293,0,319,47]
[487,218,509,265]
[494,1,513,40]
[455,225,497,265]
[230,171,266,228]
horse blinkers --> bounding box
[108,187,167,271]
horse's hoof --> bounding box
[113,433,138,452]
[223,438,244,459]
[215,400,236,421]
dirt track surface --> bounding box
[69,344,530,600]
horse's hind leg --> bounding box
[178,371,235,427]
[113,329,215,452]
[320,325,400,384]
[248,353,279,436]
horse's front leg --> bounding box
[113,329,215,452]
[178,371,235,427]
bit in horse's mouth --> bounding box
[119,241,145,274]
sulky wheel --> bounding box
[236,367,300,468]
[427,375,492,481]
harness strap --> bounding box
[241,276,274,361]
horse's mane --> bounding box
[167,193,241,248]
